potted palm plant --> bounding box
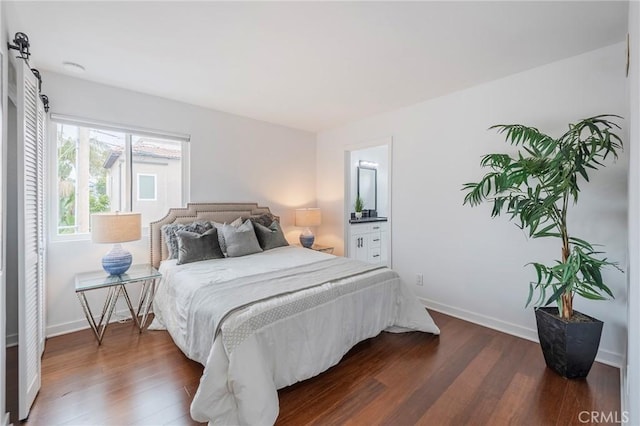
[462,115,623,378]
[354,195,364,219]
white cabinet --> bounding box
[348,221,388,266]
[349,231,369,262]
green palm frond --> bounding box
[463,115,623,317]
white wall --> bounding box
[624,2,639,423]
[317,43,629,366]
[41,71,316,336]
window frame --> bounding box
[136,173,158,202]
[48,115,190,242]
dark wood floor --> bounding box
[24,311,620,425]
[7,345,18,424]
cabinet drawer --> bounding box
[369,232,382,248]
[369,222,386,232]
[349,223,369,236]
[369,247,382,263]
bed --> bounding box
[149,202,440,425]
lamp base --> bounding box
[102,243,132,275]
[299,228,315,248]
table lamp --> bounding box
[295,208,321,248]
[91,212,141,275]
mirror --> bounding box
[357,166,377,212]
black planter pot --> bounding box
[534,307,603,379]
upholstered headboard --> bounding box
[149,202,277,268]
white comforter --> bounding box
[151,246,439,425]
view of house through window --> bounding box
[56,123,183,235]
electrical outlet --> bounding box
[416,273,423,286]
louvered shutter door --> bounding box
[17,59,43,421]
[36,96,46,355]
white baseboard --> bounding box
[46,297,623,366]
[596,348,625,369]
[421,297,623,368]
[621,363,629,425]
[46,308,145,338]
[6,333,17,348]
[2,411,9,426]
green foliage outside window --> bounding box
[57,133,112,233]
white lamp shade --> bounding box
[295,208,321,227]
[91,212,142,243]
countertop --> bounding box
[348,217,388,224]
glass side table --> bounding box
[75,264,162,344]
[310,244,335,254]
[294,244,335,254]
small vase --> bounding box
[102,243,133,276]
[355,211,362,219]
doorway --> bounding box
[344,137,392,266]
[6,84,18,425]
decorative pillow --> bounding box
[212,217,243,255]
[161,221,213,259]
[176,228,224,265]
[253,221,289,251]
[221,219,263,257]
[248,213,279,228]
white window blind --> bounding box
[49,113,191,143]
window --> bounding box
[137,174,157,201]
[54,121,188,235]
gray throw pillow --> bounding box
[162,221,213,259]
[211,221,226,254]
[176,228,224,265]
[253,221,289,250]
[212,217,243,256]
[222,219,263,257]
[248,213,278,228]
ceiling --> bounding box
[5,1,628,132]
